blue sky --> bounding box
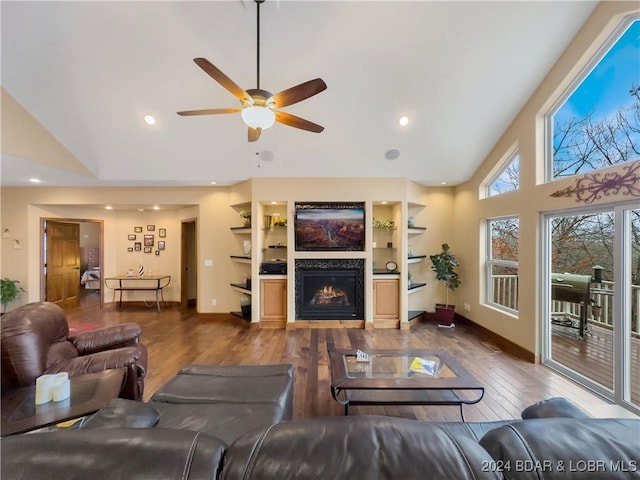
[557,19,639,123]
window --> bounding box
[487,217,519,313]
[547,17,640,180]
[487,150,520,197]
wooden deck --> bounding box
[551,323,640,407]
[63,293,638,421]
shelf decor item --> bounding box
[239,211,251,227]
[428,243,461,328]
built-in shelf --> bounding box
[230,283,251,293]
[230,227,251,234]
[231,311,251,322]
[372,226,397,231]
[230,255,251,264]
[267,245,287,249]
[407,226,427,235]
[407,255,427,264]
[373,269,401,275]
[262,226,287,231]
[408,282,427,293]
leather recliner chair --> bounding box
[1,302,147,400]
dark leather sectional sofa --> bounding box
[1,365,638,480]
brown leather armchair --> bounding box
[1,302,147,400]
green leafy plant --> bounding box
[239,211,251,219]
[428,243,461,307]
[372,218,395,228]
[0,278,26,313]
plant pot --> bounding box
[434,303,455,328]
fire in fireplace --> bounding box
[295,259,364,320]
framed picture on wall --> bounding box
[158,241,165,250]
[144,247,152,253]
[155,250,160,256]
[128,234,136,241]
[159,228,166,238]
[134,226,143,233]
[144,234,154,246]
[127,247,134,252]
[134,242,142,251]
[147,225,155,231]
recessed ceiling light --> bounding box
[210,181,217,185]
[398,116,409,126]
[271,201,277,205]
[441,181,447,185]
[29,178,41,183]
[381,201,388,205]
[143,115,156,125]
[105,205,113,210]
[153,205,160,210]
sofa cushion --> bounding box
[81,398,160,429]
[479,418,640,479]
[179,364,293,377]
[222,415,502,480]
[0,428,226,480]
[151,401,287,444]
[521,397,591,419]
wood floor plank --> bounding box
[64,296,636,421]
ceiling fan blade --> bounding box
[193,58,250,103]
[272,78,327,108]
[275,112,324,133]
[248,127,262,142]
[177,108,241,116]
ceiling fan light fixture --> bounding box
[241,106,275,129]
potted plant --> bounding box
[428,243,461,328]
[0,278,26,314]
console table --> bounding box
[104,275,171,311]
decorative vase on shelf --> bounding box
[138,265,145,277]
[243,240,251,256]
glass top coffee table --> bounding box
[328,348,484,420]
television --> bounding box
[294,202,365,251]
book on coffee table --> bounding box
[409,357,440,376]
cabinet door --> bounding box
[373,279,399,319]
[260,279,287,321]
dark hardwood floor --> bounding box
[67,292,631,421]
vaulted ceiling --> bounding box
[1,1,598,187]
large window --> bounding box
[487,217,519,313]
[487,150,520,197]
[547,17,639,180]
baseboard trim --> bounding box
[424,312,536,363]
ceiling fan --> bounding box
[177,0,327,142]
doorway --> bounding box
[543,204,639,415]
[181,219,197,309]
[42,218,103,309]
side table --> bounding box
[1,369,125,436]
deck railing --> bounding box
[491,275,640,337]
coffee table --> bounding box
[328,348,484,420]
[1,369,125,436]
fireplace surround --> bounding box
[295,259,365,320]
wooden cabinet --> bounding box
[373,278,399,326]
[260,278,287,327]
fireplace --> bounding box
[295,259,365,320]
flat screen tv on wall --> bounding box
[294,202,365,251]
